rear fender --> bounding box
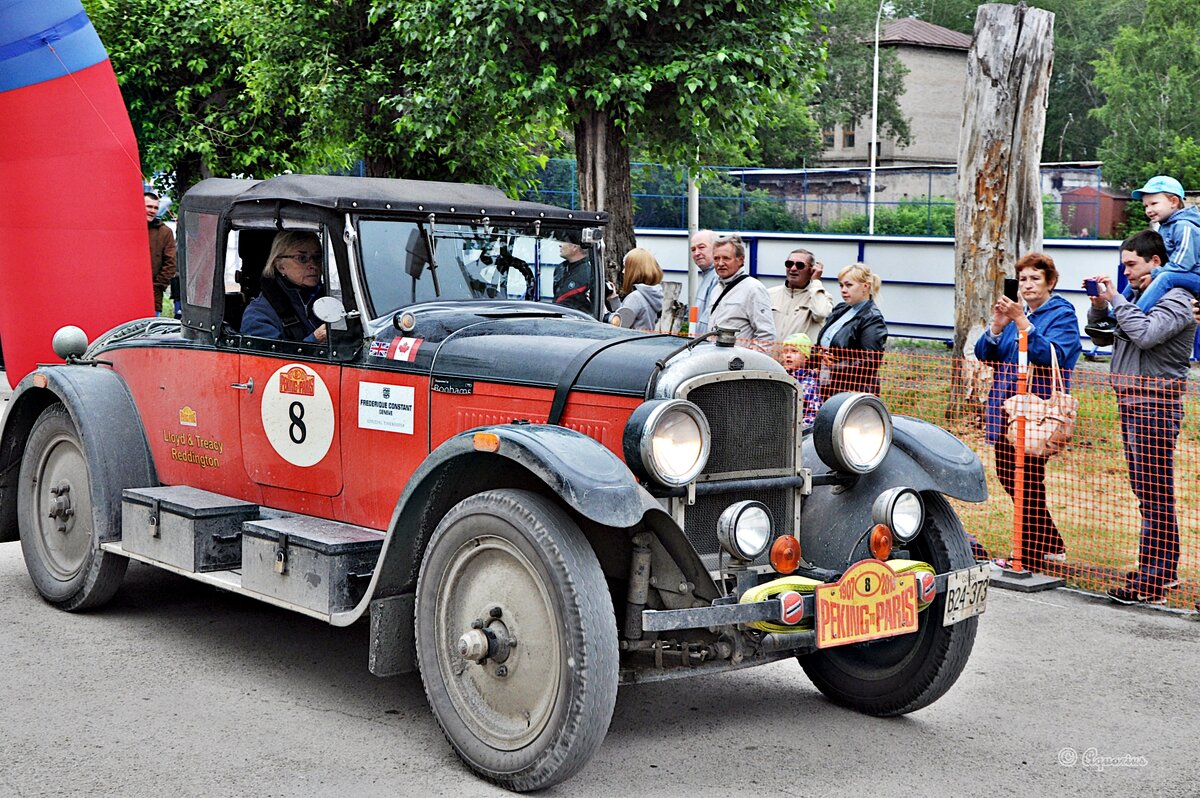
[333,423,714,628]
[800,415,985,566]
[0,366,157,542]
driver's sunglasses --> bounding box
[282,253,322,265]
[784,260,811,270]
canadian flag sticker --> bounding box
[387,337,423,362]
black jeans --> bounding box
[993,436,1065,563]
[1118,398,1183,588]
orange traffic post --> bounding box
[1011,326,1027,574]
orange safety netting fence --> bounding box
[756,339,1199,609]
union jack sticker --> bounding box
[778,590,805,625]
[369,340,389,357]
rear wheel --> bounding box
[415,489,618,792]
[17,404,126,610]
[799,493,978,715]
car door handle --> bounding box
[231,378,255,394]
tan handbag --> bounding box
[1003,345,1078,457]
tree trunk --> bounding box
[574,107,634,286]
[949,3,1054,419]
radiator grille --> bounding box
[684,378,795,477]
[680,375,797,558]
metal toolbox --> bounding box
[240,516,382,615]
[122,486,258,572]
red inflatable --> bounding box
[0,1,152,387]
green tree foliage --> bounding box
[813,0,911,148]
[894,0,1144,163]
[382,0,832,262]
[816,195,1069,237]
[84,0,305,190]
[86,0,547,192]
[1091,0,1200,189]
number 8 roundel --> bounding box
[261,364,335,467]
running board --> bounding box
[101,541,333,623]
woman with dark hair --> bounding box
[974,252,1082,566]
[241,232,328,343]
[815,262,888,401]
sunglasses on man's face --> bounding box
[784,260,811,270]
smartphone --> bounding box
[1084,278,1100,297]
[1003,278,1019,302]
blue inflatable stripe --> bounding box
[0,1,108,93]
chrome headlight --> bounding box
[872,487,925,543]
[812,392,893,474]
[623,399,710,487]
[717,501,773,561]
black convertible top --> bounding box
[180,174,607,225]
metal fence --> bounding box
[525,159,1119,240]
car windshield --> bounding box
[358,219,597,319]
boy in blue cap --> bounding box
[1087,176,1200,337]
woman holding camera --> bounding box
[974,252,1081,567]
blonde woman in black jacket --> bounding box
[815,263,888,401]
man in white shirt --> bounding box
[707,235,776,350]
[691,229,720,334]
[769,248,832,341]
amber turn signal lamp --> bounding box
[770,535,802,575]
[472,432,501,452]
[869,524,893,561]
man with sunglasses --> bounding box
[240,231,329,343]
[769,248,831,341]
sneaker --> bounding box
[1106,585,1166,605]
[1084,318,1118,339]
[1123,570,1180,590]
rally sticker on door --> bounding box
[358,382,415,434]
[261,364,335,466]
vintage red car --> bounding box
[0,175,988,791]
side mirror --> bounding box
[312,296,347,329]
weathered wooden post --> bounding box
[948,3,1054,418]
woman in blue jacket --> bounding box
[241,232,328,344]
[974,252,1081,567]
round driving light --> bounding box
[623,400,711,487]
[717,501,773,562]
[813,392,893,475]
[872,487,925,543]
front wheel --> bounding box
[17,404,127,610]
[415,489,618,792]
[799,493,978,716]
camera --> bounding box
[1084,278,1100,297]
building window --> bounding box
[822,127,835,148]
[842,128,856,148]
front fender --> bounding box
[331,423,678,626]
[0,365,157,542]
[800,415,986,566]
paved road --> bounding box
[1,542,1197,798]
